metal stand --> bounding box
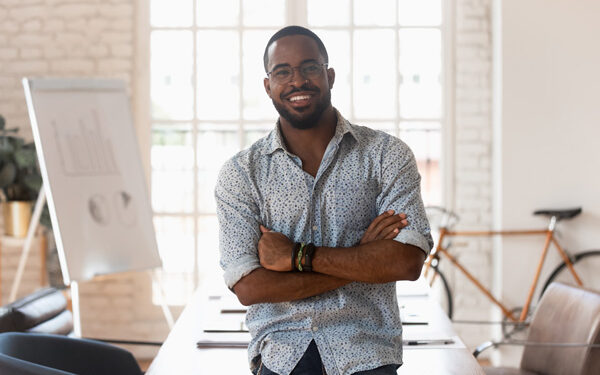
[8,186,46,303]
[152,270,175,329]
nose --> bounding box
[289,67,307,86]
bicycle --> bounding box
[422,206,600,337]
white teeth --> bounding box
[290,95,310,102]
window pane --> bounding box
[244,123,273,148]
[398,0,442,26]
[399,29,441,119]
[307,0,350,26]
[314,30,351,116]
[363,121,397,136]
[197,215,221,291]
[197,128,239,214]
[197,0,239,27]
[151,31,193,120]
[354,30,396,119]
[243,0,284,26]
[151,0,192,27]
[153,216,196,305]
[197,31,240,120]
[399,125,441,205]
[243,30,278,120]
[354,0,395,26]
[151,124,194,213]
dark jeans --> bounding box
[253,340,398,375]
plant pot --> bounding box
[3,201,32,237]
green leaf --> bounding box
[22,174,43,192]
[0,162,17,188]
[14,148,37,168]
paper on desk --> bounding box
[197,331,251,349]
[402,331,466,349]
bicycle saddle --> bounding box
[533,207,582,220]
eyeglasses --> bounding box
[267,62,328,84]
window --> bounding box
[149,0,445,303]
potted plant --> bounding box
[0,114,44,237]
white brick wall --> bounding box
[448,0,495,350]
[0,0,167,360]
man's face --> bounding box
[264,35,335,130]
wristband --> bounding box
[303,243,316,272]
[292,242,301,271]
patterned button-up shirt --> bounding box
[215,109,433,375]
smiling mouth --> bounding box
[289,95,311,102]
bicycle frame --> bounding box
[424,222,584,322]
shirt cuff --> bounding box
[223,255,262,289]
[393,229,432,255]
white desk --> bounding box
[147,284,484,375]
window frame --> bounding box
[137,0,454,303]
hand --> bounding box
[258,225,294,272]
[359,210,408,245]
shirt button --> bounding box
[312,326,318,332]
[312,225,318,231]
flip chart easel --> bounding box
[18,77,174,335]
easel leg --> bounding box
[151,270,174,329]
[8,187,46,303]
[71,280,82,337]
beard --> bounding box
[272,87,331,130]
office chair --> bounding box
[474,282,600,375]
[0,332,143,375]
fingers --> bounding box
[360,210,408,244]
[365,209,395,233]
[372,212,406,235]
[378,217,408,239]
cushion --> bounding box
[0,288,69,333]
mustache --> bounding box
[282,84,320,97]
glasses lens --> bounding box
[269,63,324,83]
[300,62,323,78]
[271,66,292,83]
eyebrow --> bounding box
[269,59,320,72]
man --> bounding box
[216,26,433,375]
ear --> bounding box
[264,77,272,98]
[327,67,335,89]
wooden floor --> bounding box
[137,359,153,372]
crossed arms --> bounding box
[233,211,426,306]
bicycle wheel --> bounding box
[424,262,453,319]
[540,250,600,296]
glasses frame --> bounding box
[266,62,329,84]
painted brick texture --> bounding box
[448,0,495,350]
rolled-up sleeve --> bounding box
[215,158,262,289]
[376,138,434,254]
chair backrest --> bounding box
[0,332,143,375]
[520,282,600,375]
[0,288,73,335]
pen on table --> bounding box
[404,339,454,346]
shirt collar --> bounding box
[263,108,359,155]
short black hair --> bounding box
[263,25,329,73]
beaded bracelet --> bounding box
[296,243,306,272]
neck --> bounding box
[279,106,337,163]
